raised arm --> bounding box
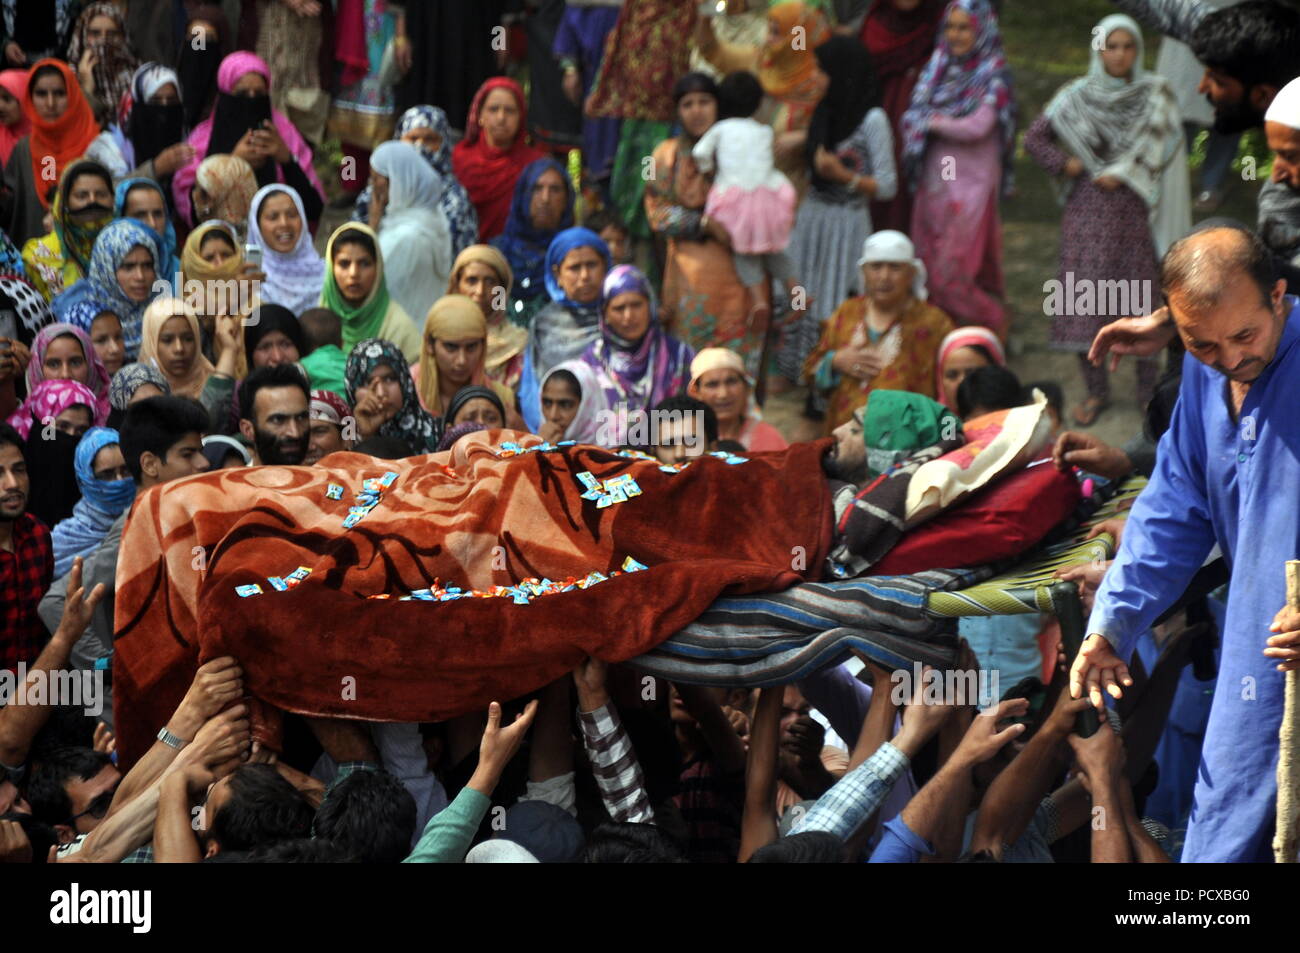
[1110,0,1207,44]
[1067,724,1132,863]
[739,686,783,862]
[0,558,103,767]
[573,658,654,824]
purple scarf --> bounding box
[581,265,694,413]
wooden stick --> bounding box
[1273,560,1300,862]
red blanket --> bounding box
[112,433,834,768]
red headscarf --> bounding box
[22,59,100,211]
[0,69,31,166]
[451,78,544,241]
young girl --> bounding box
[67,300,126,377]
[691,71,800,323]
[537,360,606,444]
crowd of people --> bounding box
[0,0,1299,867]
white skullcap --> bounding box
[1265,77,1300,131]
[856,230,929,301]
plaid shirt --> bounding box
[0,513,53,673]
[790,741,911,841]
[578,703,654,824]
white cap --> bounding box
[1265,77,1300,131]
[856,230,928,301]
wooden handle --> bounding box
[1288,560,1300,611]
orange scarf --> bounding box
[23,59,99,211]
[759,2,831,100]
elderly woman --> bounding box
[688,347,787,451]
[518,227,611,432]
[447,245,523,393]
[580,265,695,427]
[803,230,953,434]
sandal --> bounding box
[1071,396,1110,427]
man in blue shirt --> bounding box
[1072,224,1300,861]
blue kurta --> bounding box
[1087,296,1300,862]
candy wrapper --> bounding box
[235,584,263,597]
[326,483,344,500]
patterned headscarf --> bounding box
[310,388,350,425]
[583,265,694,412]
[66,2,138,121]
[117,62,186,168]
[51,425,135,578]
[26,322,111,421]
[490,158,575,307]
[68,218,162,360]
[354,104,480,256]
[115,178,181,287]
[52,158,114,276]
[194,154,259,235]
[5,378,104,441]
[109,361,171,411]
[345,338,443,454]
[900,0,1017,196]
[0,229,25,278]
[248,184,325,316]
[0,275,52,343]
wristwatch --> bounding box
[157,727,187,750]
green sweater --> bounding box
[301,344,348,400]
[402,787,490,863]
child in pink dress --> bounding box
[692,72,801,317]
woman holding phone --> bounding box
[171,52,324,230]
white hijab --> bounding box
[247,184,326,317]
[371,140,453,333]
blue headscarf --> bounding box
[50,426,136,578]
[51,219,162,361]
[490,158,574,307]
[518,226,612,430]
[543,227,611,307]
[62,295,118,333]
[114,178,181,289]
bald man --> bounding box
[1072,225,1300,861]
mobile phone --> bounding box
[698,0,727,15]
[0,309,16,344]
[244,244,263,268]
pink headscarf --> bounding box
[26,323,112,423]
[935,326,1006,406]
[5,379,105,441]
[0,69,31,166]
[170,51,324,225]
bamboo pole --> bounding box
[1273,559,1300,862]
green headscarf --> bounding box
[854,390,960,480]
[321,222,392,354]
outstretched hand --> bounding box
[1069,634,1132,713]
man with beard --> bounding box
[1072,226,1300,861]
[237,365,310,466]
[1113,0,1300,135]
[0,422,53,673]
[304,389,352,466]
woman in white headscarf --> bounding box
[368,140,453,332]
[802,229,954,436]
[1025,13,1189,426]
[247,183,325,316]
